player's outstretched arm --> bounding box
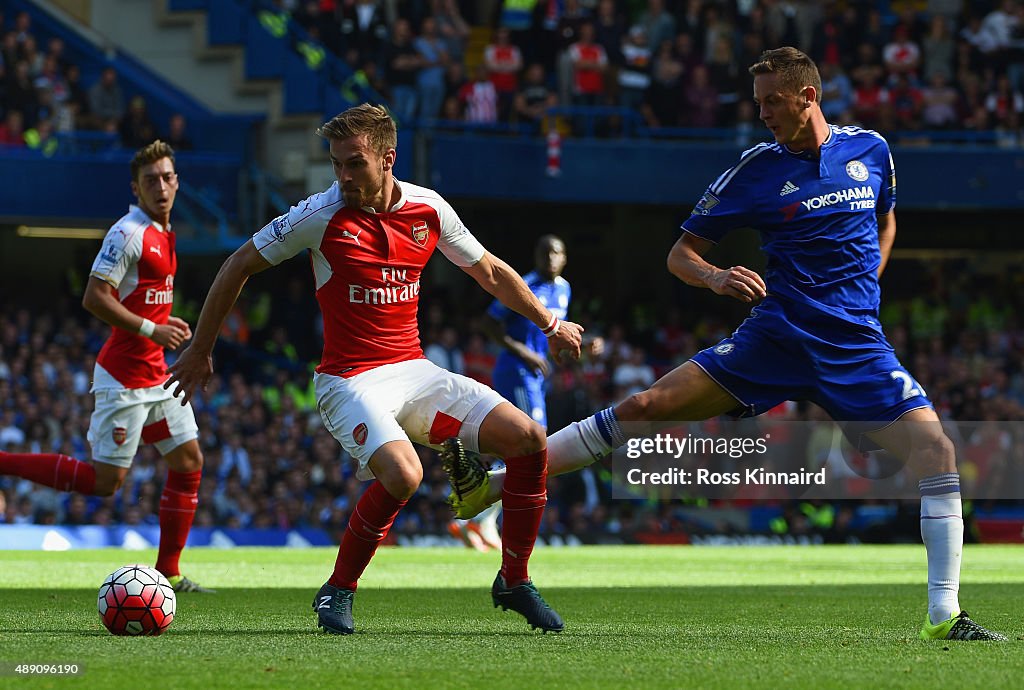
[667,232,766,303]
[165,241,272,404]
[462,252,583,360]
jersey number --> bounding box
[890,371,925,400]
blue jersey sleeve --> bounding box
[681,145,765,242]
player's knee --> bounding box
[387,463,423,501]
[504,420,546,458]
[619,390,659,422]
[915,431,956,475]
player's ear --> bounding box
[803,86,818,107]
[382,148,396,172]
[130,180,140,199]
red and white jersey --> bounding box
[253,180,485,378]
[90,205,176,390]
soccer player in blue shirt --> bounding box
[449,235,593,550]
[448,47,1006,641]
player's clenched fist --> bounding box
[548,319,584,360]
[708,266,767,303]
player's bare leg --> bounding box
[477,402,563,632]
[316,440,419,634]
[158,440,211,593]
[867,408,1006,641]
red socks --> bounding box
[500,449,548,586]
[0,452,96,494]
[155,470,202,578]
[329,481,407,591]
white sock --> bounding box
[485,409,623,504]
[919,473,963,625]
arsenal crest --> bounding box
[352,422,368,446]
[112,427,127,446]
[411,221,429,246]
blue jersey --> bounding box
[684,126,930,429]
[683,125,896,325]
[488,272,571,426]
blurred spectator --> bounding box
[592,0,626,67]
[424,326,464,374]
[513,63,557,127]
[7,60,39,126]
[921,72,960,128]
[118,95,157,148]
[985,73,1023,133]
[681,63,718,128]
[819,61,854,123]
[568,21,608,108]
[414,16,449,122]
[889,72,924,130]
[641,39,684,128]
[0,110,25,146]
[706,35,742,124]
[164,113,193,151]
[23,118,57,156]
[458,64,499,123]
[337,0,390,67]
[638,0,676,53]
[618,25,652,111]
[484,26,523,121]
[88,66,125,131]
[883,25,922,80]
[383,18,422,124]
[64,64,91,128]
[612,348,655,399]
[922,14,956,83]
[431,0,470,64]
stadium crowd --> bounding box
[1,257,1022,541]
[1,1,1023,148]
[276,0,1024,138]
[0,8,193,154]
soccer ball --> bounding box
[97,565,176,636]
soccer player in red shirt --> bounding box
[166,104,584,634]
[0,141,210,592]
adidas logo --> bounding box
[779,181,800,196]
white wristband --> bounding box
[138,318,156,338]
[541,315,560,338]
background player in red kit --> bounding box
[166,104,583,634]
[0,141,210,592]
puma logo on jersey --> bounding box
[341,229,362,245]
[149,245,162,256]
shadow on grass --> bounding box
[2,584,1020,637]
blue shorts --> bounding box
[493,363,548,428]
[691,297,932,426]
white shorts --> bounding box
[87,384,199,468]
[315,358,506,480]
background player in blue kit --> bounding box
[447,47,1006,642]
[449,235,599,550]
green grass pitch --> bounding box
[0,545,1021,689]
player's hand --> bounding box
[150,320,190,350]
[519,348,551,377]
[708,266,766,303]
[548,320,584,361]
[166,315,193,341]
[164,344,213,406]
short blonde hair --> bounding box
[316,104,397,157]
[748,47,822,100]
[130,140,175,181]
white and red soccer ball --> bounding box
[97,565,176,636]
